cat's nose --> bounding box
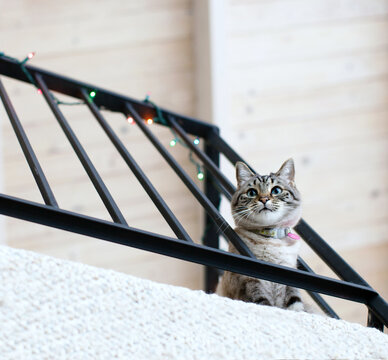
[259,197,269,204]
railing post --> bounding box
[203,129,221,293]
[367,310,384,331]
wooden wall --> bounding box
[1,0,388,327]
[0,0,204,289]
[220,0,388,324]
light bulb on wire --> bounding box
[170,139,177,147]
[193,138,200,145]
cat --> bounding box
[218,158,305,311]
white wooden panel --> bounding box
[228,0,388,33]
[229,18,388,66]
[0,2,192,56]
[0,0,190,30]
[230,107,388,157]
[230,50,388,97]
[231,78,388,125]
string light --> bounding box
[146,118,153,125]
[170,139,177,147]
[0,52,85,105]
[89,91,96,98]
[127,116,135,125]
[142,94,205,181]
[189,150,204,182]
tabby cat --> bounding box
[219,159,305,311]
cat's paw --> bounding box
[253,297,271,306]
[287,301,305,312]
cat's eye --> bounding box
[271,186,282,196]
[246,188,258,198]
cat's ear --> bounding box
[236,162,255,187]
[276,158,295,182]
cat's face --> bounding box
[231,159,301,229]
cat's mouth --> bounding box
[259,207,272,213]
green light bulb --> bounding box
[89,91,96,98]
[197,172,204,180]
[170,139,177,147]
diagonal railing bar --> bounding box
[0,193,380,308]
[35,74,127,225]
[80,89,193,243]
[0,78,58,207]
[208,130,387,329]
[168,114,338,318]
[124,102,256,258]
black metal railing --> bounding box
[0,55,387,331]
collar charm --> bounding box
[256,227,300,240]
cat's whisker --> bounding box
[210,212,236,236]
[232,209,252,218]
[233,208,254,224]
[232,208,252,219]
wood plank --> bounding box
[0,6,192,56]
[229,107,388,155]
[228,0,388,34]
[230,77,388,125]
[0,0,191,30]
[229,127,388,176]
[230,49,388,97]
[228,18,388,66]
[42,40,193,80]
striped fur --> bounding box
[219,159,305,311]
